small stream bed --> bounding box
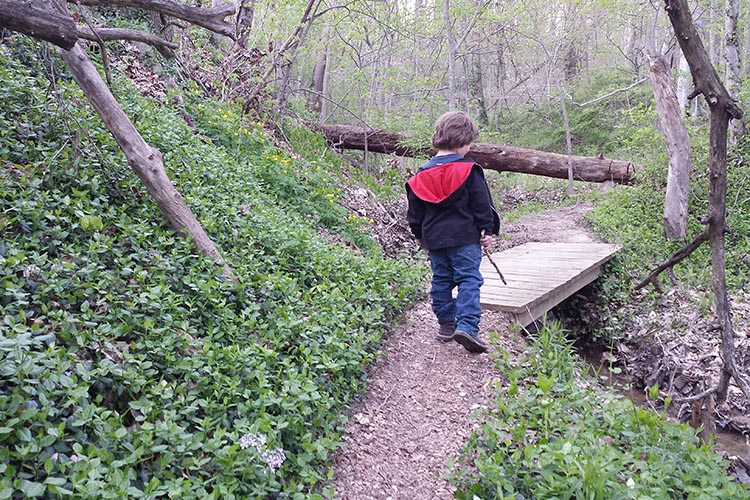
[577,342,750,465]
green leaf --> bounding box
[19,480,45,498]
[16,427,31,442]
[537,374,554,394]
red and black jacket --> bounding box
[406,154,500,251]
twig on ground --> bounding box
[673,385,717,403]
[378,385,396,411]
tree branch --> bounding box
[54,33,235,280]
[75,5,112,84]
[72,0,237,38]
[1,0,222,53]
[77,27,177,58]
[664,0,743,120]
[634,231,709,291]
[673,385,716,403]
[244,0,321,108]
[572,78,649,107]
[0,0,77,49]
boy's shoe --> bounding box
[453,330,488,354]
[437,320,456,342]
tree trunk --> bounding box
[308,37,327,116]
[272,0,323,121]
[626,15,645,78]
[493,33,508,130]
[58,40,234,280]
[316,124,637,184]
[708,107,739,402]
[676,50,691,116]
[443,0,456,110]
[468,28,489,127]
[236,0,256,43]
[321,37,332,122]
[150,12,173,43]
[557,79,574,196]
[246,0,320,116]
[75,0,237,39]
[708,0,722,67]
[648,53,691,240]
[724,0,745,141]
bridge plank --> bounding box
[479,242,620,326]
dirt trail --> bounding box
[332,203,597,499]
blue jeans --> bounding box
[428,243,483,335]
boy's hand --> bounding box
[479,230,493,250]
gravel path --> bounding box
[332,203,597,499]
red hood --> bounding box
[406,161,474,203]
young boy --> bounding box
[405,111,500,354]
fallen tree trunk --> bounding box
[317,123,637,184]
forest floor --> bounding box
[332,190,750,498]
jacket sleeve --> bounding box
[405,184,425,240]
[467,166,500,235]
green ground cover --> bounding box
[0,46,424,499]
[449,322,748,499]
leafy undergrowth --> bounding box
[0,43,424,499]
[449,322,749,499]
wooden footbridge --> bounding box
[480,242,621,327]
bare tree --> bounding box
[245,0,322,114]
[308,36,328,116]
[443,0,457,110]
[664,0,748,404]
[271,0,324,120]
[676,49,692,115]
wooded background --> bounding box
[4,0,747,149]
[227,0,748,138]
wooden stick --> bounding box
[484,248,507,285]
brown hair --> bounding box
[431,111,479,150]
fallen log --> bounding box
[317,123,637,184]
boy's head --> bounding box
[431,111,479,151]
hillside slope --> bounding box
[0,42,424,498]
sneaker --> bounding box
[437,320,456,342]
[453,330,488,354]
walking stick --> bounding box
[483,247,507,285]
